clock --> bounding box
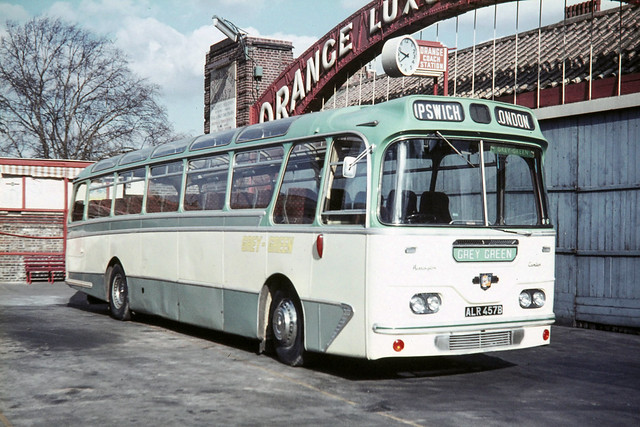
[381,35,420,77]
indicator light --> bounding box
[543,329,550,341]
[316,234,324,258]
[393,339,405,352]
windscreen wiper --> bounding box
[435,131,476,168]
[494,227,532,237]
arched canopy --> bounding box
[250,0,640,123]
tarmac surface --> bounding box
[1,282,639,426]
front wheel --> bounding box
[109,264,131,321]
[270,290,304,366]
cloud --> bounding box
[0,2,29,21]
[243,26,317,57]
[0,3,29,38]
[340,0,368,13]
[112,16,226,134]
[28,0,223,133]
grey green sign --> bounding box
[453,246,517,262]
[490,145,535,158]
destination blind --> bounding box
[413,101,464,122]
[494,106,535,131]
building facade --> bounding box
[0,158,91,284]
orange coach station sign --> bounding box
[415,40,447,77]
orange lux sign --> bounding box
[251,0,468,123]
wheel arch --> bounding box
[257,273,304,352]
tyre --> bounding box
[270,289,304,366]
[108,264,131,321]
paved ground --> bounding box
[1,282,639,426]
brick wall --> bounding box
[205,36,293,132]
[0,213,65,284]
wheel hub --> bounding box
[273,298,297,347]
[111,275,125,309]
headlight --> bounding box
[520,289,546,309]
[410,293,441,314]
[427,294,441,312]
[410,295,427,313]
[519,291,532,308]
[532,291,546,307]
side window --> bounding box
[321,137,368,225]
[146,161,183,213]
[273,141,326,224]
[231,146,284,209]
[184,154,229,211]
[115,168,145,216]
[71,183,87,222]
[87,175,114,219]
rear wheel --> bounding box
[270,289,304,366]
[109,264,131,321]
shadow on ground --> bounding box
[66,291,516,381]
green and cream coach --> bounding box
[67,95,555,366]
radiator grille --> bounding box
[448,330,513,350]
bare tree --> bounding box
[0,17,181,160]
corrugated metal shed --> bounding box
[327,5,640,108]
[540,102,640,328]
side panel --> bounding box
[177,231,225,286]
[67,232,115,300]
[179,284,224,330]
[176,230,225,330]
[224,231,267,292]
[128,277,180,320]
[307,232,367,358]
[222,289,259,336]
[266,232,313,298]
[303,301,354,353]
[139,231,178,283]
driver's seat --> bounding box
[419,191,452,224]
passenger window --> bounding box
[321,137,368,225]
[273,141,326,224]
[231,146,284,209]
[184,154,229,211]
[114,168,145,216]
[87,176,114,219]
[71,183,87,222]
[147,161,183,213]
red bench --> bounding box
[24,255,66,284]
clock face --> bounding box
[381,35,420,77]
[396,36,419,75]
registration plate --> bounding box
[465,305,503,317]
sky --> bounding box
[0,0,625,136]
